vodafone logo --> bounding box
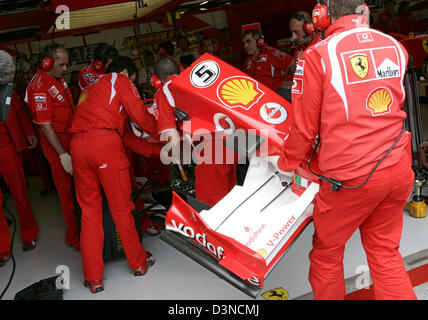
[213,113,235,135]
[260,103,288,124]
[170,219,224,260]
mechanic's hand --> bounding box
[27,135,38,149]
[59,152,73,175]
[266,155,294,178]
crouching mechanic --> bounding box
[70,56,157,293]
[275,0,416,299]
[152,58,237,206]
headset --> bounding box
[93,44,118,72]
[159,47,167,56]
[292,12,316,36]
[312,0,331,31]
[151,74,162,89]
[41,43,62,72]
[253,30,265,47]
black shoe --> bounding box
[0,252,11,267]
[23,240,37,251]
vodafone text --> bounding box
[171,219,224,260]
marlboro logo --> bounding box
[217,76,264,110]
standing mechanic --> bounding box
[70,56,157,293]
[0,50,39,263]
[241,29,293,93]
[276,0,416,299]
[24,43,80,251]
[78,43,118,90]
[289,11,320,72]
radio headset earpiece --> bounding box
[151,74,162,89]
[41,56,53,71]
[292,12,316,37]
[93,59,104,72]
[159,47,166,56]
[41,43,61,72]
[254,30,265,47]
[356,3,370,26]
[93,44,118,72]
[312,0,331,31]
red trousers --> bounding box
[70,132,148,281]
[308,153,416,300]
[0,141,39,250]
[40,133,79,247]
[0,190,11,254]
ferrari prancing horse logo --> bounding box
[350,55,369,79]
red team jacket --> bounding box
[0,92,34,152]
[278,15,410,181]
[70,73,157,137]
[24,69,75,135]
[243,44,293,91]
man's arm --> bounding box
[277,50,323,172]
[270,48,294,74]
[39,123,66,155]
[117,77,158,137]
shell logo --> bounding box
[257,249,267,258]
[217,76,264,110]
[366,88,393,116]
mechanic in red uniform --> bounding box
[241,29,293,93]
[275,0,416,300]
[153,58,237,206]
[289,11,321,72]
[0,50,39,262]
[70,56,157,293]
[24,43,80,250]
[78,43,118,90]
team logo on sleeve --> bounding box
[291,79,303,95]
[34,93,47,111]
[48,85,59,98]
[350,55,369,79]
[294,60,305,76]
[366,88,392,116]
[217,76,264,110]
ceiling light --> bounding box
[200,1,209,5]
